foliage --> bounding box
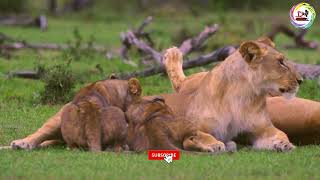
[39,60,76,105]
[65,28,97,60]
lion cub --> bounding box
[126,97,230,152]
[61,78,141,152]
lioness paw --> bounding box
[11,139,37,150]
[164,47,183,65]
[208,141,226,153]
[273,140,295,152]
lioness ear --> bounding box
[257,37,275,48]
[128,78,142,96]
[239,41,264,64]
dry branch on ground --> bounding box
[4,18,320,80]
[267,24,318,49]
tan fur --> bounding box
[60,78,141,152]
[163,48,186,91]
[162,39,302,151]
[162,39,320,145]
[11,78,141,151]
[126,97,226,152]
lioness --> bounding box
[10,39,320,150]
[60,78,141,152]
[164,37,320,144]
[126,96,231,152]
[161,39,302,151]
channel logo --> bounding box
[290,2,316,29]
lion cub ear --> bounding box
[257,37,275,48]
[128,78,142,96]
[239,41,265,65]
[109,73,118,79]
[151,96,165,103]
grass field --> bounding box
[0,11,320,179]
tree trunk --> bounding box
[48,0,58,14]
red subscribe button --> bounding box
[148,150,180,160]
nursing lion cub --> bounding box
[126,96,234,152]
[163,38,302,151]
[61,78,141,152]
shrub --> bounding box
[65,28,96,60]
[39,61,76,105]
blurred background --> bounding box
[0,0,319,105]
[0,0,319,14]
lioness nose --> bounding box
[297,78,303,85]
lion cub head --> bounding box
[125,96,169,151]
[239,37,303,99]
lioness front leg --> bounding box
[183,131,226,153]
[11,103,69,150]
[252,125,295,152]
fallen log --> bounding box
[8,71,40,79]
[0,32,108,54]
[0,42,106,53]
[9,55,320,81]
[118,46,320,80]
[120,16,154,62]
[179,24,219,55]
[267,24,318,49]
[123,31,162,63]
[0,15,48,31]
[118,46,237,79]
[120,17,220,64]
[292,62,320,79]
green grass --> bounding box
[0,11,320,179]
[1,147,320,180]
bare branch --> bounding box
[125,31,162,63]
[135,16,153,35]
[267,24,318,49]
[118,46,236,79]
[0,15,48,31]
[0,32,107,53]
[179,24,219,55]
[120,16,154,62]
[8,71,39,79]
[291,62,320,79]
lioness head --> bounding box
[239,37,303,99]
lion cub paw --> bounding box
[273,140,295,152]
[11,139,37,150]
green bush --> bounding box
[39,62,76,105]
[65,28,96,60]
